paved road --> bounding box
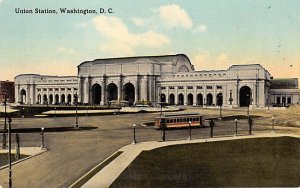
[0,107,299,187]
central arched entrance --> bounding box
[239,86,251,107]
[91,83,102,105]
[107,83,118,101]
[123,83,135,106]
[20,89,26,104]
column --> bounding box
[175,86,178,105]
[213,84,216,106]
[71,88,74,104]
[100,82,105,105]
[184,86,187,105]
[41,89,44,104]
[203,85,207,106]
[165,86,169,104]
[253,84,257,107]
[141,78,148,102]
[58,88,61,104]
[134,80,138,103]
[119,76,123,101]
[193,86,197,106]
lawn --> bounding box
[111,137,300,187]
[0,153,30,167]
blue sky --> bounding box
[0,0,300,80]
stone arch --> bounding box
[239,86,252,107]
[169,94,175,105]
[91,83,102,105]
[197,93,203,105]
[55,94,59,105]
[61,94,65,104]
[178,93,184,105]
[20,89,26,104]
[43,94,48,104]
[123,83,135,106]
[160,93,166,103]
[49,94,53,105]
[67,94,72,104]
[107,83,118,101]
[187,93,193,105]
[216,93,223,106]
[178,65,189,72]
[207,93,213,106]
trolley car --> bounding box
[154,113,203,129]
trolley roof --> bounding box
[155,112,201,119]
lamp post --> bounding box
[132,124,136,144]
[8,117,12,188]
[41,127,45,149]
[74,93,79,128]
[235,119,238,136]
[272,116,275,132]
[188,121,192,140]
[2,94,7,149]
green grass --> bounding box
[0,153,30,167]
[111,137,300,187]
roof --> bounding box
[270,78,298,89]
[78,54,190,67]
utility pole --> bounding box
[2,94,7,149]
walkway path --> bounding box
[78,132,300,188]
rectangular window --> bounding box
[178,86,183,89]
[188,86,193,89]
[206,86,212,89]
[197,86,203,89]
[217,85,222,89]
[161,86,166,90]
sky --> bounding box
[0,0,300,81]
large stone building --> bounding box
[14,54,299,107]
[0,80,15,103]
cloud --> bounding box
[57,47,75,54]
[159,4,193,29]
[100,43,134,56]
[92,16,170,56]
[131,17,145,27]
[194,24,207,32]
[217,53,229,63]
[192,52,232,71]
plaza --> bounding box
[0,106,300,187]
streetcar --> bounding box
[154,113,203,129]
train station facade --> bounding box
[14,54,299,107]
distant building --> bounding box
[14,54,300,107]
[269,78,300,106]
[0,80,15,103]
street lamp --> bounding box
[2,94,7,149]
[188,121,192,140]
[132,124,136,144]
[8,117,12,188]
[41,127,45,149]
[235,119,238,136]
[74,93,79,128]
[161,118,166,142]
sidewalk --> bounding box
[78,132,299,188]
